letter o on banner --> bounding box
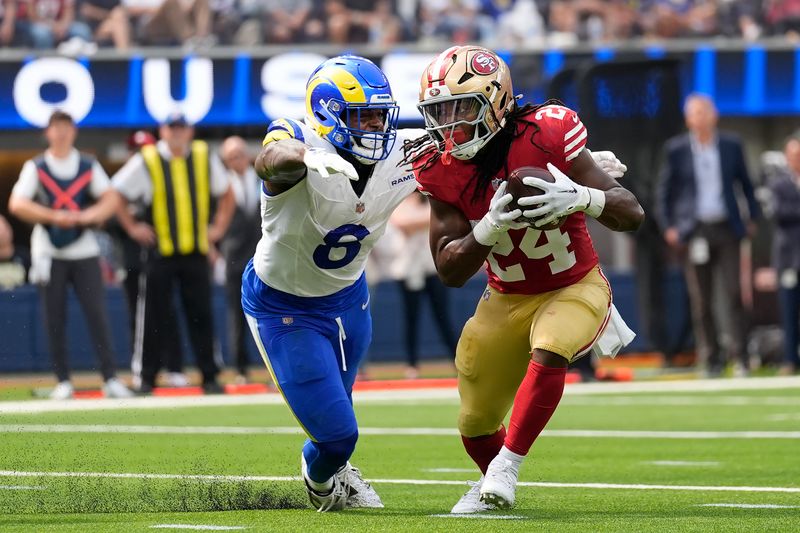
[13,58,95,127]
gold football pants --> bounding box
[456,266,611,438]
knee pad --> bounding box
[458,409,503,439]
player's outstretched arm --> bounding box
[429,187,525,287]
[519,149,644,232]
[254,138,308,194]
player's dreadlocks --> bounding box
[401,98,564,204]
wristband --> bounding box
[584,188,606,218]
[473,216,503,246]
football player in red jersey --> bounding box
[404,46,644,513]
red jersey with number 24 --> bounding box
[414,104,599,295]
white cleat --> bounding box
[337,462,384,508]
[480,456,519,509]
[301,454,349,512]
[451,476,497,514]
[49,381,74,400]
[102,378,135,398]
[166,372,190,387]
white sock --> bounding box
[498,445,525,469]
[304,471,334,494]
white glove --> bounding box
[518,162,606,228]
[588,149,627,179]
[303,148,359,181]
[472,181,527,246]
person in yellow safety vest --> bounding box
[111,111,235,394]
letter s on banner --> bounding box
[261,52,327,121]
[13,58,95,127]
[143,57,213,124]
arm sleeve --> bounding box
[111,153,147,202]
[534,105,588,174]
[209,153,230,197]
[735,140,761,220]
[89,160,111,198]
[655,146,674,232]
[262,118,305,146]
[10,160,40,200]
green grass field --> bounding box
[1,380,799,532]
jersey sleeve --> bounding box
[262,118,306,146]
[532,104,588,173]
[89,160,111,198]
[11,160,40,200]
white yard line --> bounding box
[0,485,46,490]
[423,468,477,473]
[1,376,799,414]
[430,514,524,519]
[2,424,800,439]
[645,461,721,467]
[151,526,246,531]
[698,503,799,509]
[767,413,800,421]
[562,396,800,406]
[1,470,798,494]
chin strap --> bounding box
[442,137,454,166]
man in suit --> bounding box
[218,136,262,383]
[657,93,761,376]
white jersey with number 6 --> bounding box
[254,119,423,297]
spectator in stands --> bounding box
[656,94,761,377]
[326,0,383,44]
[0,214,28,290]
[1,0,18,46]
[428,0,494,44]
[111,111,234,394]
[764,0,800,38]
[124,0,214,48]
[767,131,800,375]
[717,0,763,39]
[493,0,546,47]
[640,0,718,39]
[79,0,131,49]
[261,0,313,44]
[389,192,457,379]
[7,110,133,400]
[14,0,93,49]
[218,136,260,384]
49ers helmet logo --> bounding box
[471,52,498,75]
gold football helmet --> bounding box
[418,46,516,160]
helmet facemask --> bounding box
[323,99,399,164]
[418,93,499,161]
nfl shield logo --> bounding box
[355,202,365,214]
[282,317,293,325]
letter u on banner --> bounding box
[143,57,214,125]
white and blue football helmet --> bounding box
[305,55,399,164]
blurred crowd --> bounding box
[1,1,800,53]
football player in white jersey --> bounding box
[242,55,421,512]
[242,54,628,513]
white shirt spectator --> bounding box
[12,149,110,263]
[690,133,728,223]
[112,140,229,203]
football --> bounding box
[506,166,566,230]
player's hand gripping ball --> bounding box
[506,166,566,230]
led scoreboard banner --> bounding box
[1,44,800,129]
[0,52,434,129]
